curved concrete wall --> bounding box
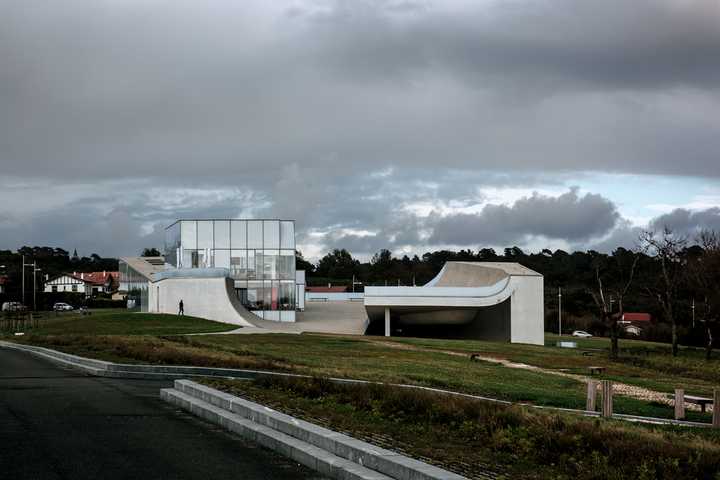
[148,276,256,327]
[364,262,544,345]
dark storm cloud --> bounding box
[308,0,720,91]
[2,1,720,256]
[1,0,720,181]
[429,188,619,246]
[650,207,720,236]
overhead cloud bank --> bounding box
[1,0,720,257]
[429,189,619,246]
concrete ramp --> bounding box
[148,269,257,327]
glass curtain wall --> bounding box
[119,259,150,312]
[165,219,296,321]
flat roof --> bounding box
[119,256,166,280]
[165,218,295,230]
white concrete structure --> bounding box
[364,262,544,345]
[147,268,257,327]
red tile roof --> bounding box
[306,286,348,293]
[622,313,651,322]
[70,271,119,285]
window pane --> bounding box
[247,250,257,280]
[182,249,196,268]
[279,281,294,311]
[214,249,230,269]
[247,281,263,310]
[197,220,213,249]
[231,220,246,248]
[262,250,279,279]
[165,222,181,267]
[264,280,274,310]
[248,220,263,248]
[181,221,197,250]
[279,250,295,280]
[280,221,294,249]
[214,221,230,248]
[230,250,246,279]
[263,220,280,249]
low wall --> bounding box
[306,292,364,301]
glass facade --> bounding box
[164,219,296,321]
[119,259,150,312]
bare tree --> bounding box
[588,248,638,359]
[639,227,688,357]
[688,230,720,360]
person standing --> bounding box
[178,299,184,316]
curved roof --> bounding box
[425,262,540,288]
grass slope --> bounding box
[17,333,714,421]
[5,310,237,336]
[203,376,720,480]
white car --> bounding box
[572,330,593,338]
[53,302,74,311]
[1,301,26,312]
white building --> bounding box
[44,271,119,296]
[364,262,544,345]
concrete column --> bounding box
[674,389,685,420]
[384,307,390,337]
[713,389,720,428]
[601,380,613,418]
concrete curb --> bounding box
[163,379,467,480]
[0,340,711,428]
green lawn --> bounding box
[7,312,719,422]
[2,310,237,336]
[383,334,720,399]
[15,332,714,422]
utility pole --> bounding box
[33,264,41,311]
[22,256,36,308]
[692,299,696,329]
[558,287,562,337]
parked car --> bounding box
[2,301,26,312]
[572,330,593,338]
[53,302,74,311]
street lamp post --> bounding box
[692,299,696,329]
[33,266,42,311]
[558,287,562,337]
[21,256,39,310]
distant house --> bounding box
[44,271,119,297]
[620,312,651,337]
[622,312,652,323]
[0,275,8,294]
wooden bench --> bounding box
[684,395,714,413]
[588,366,606,375]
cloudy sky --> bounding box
[2,0,720,260]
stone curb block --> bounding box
[161,388,393,480]
[172,379,466,480]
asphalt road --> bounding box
[0,347,327,480]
